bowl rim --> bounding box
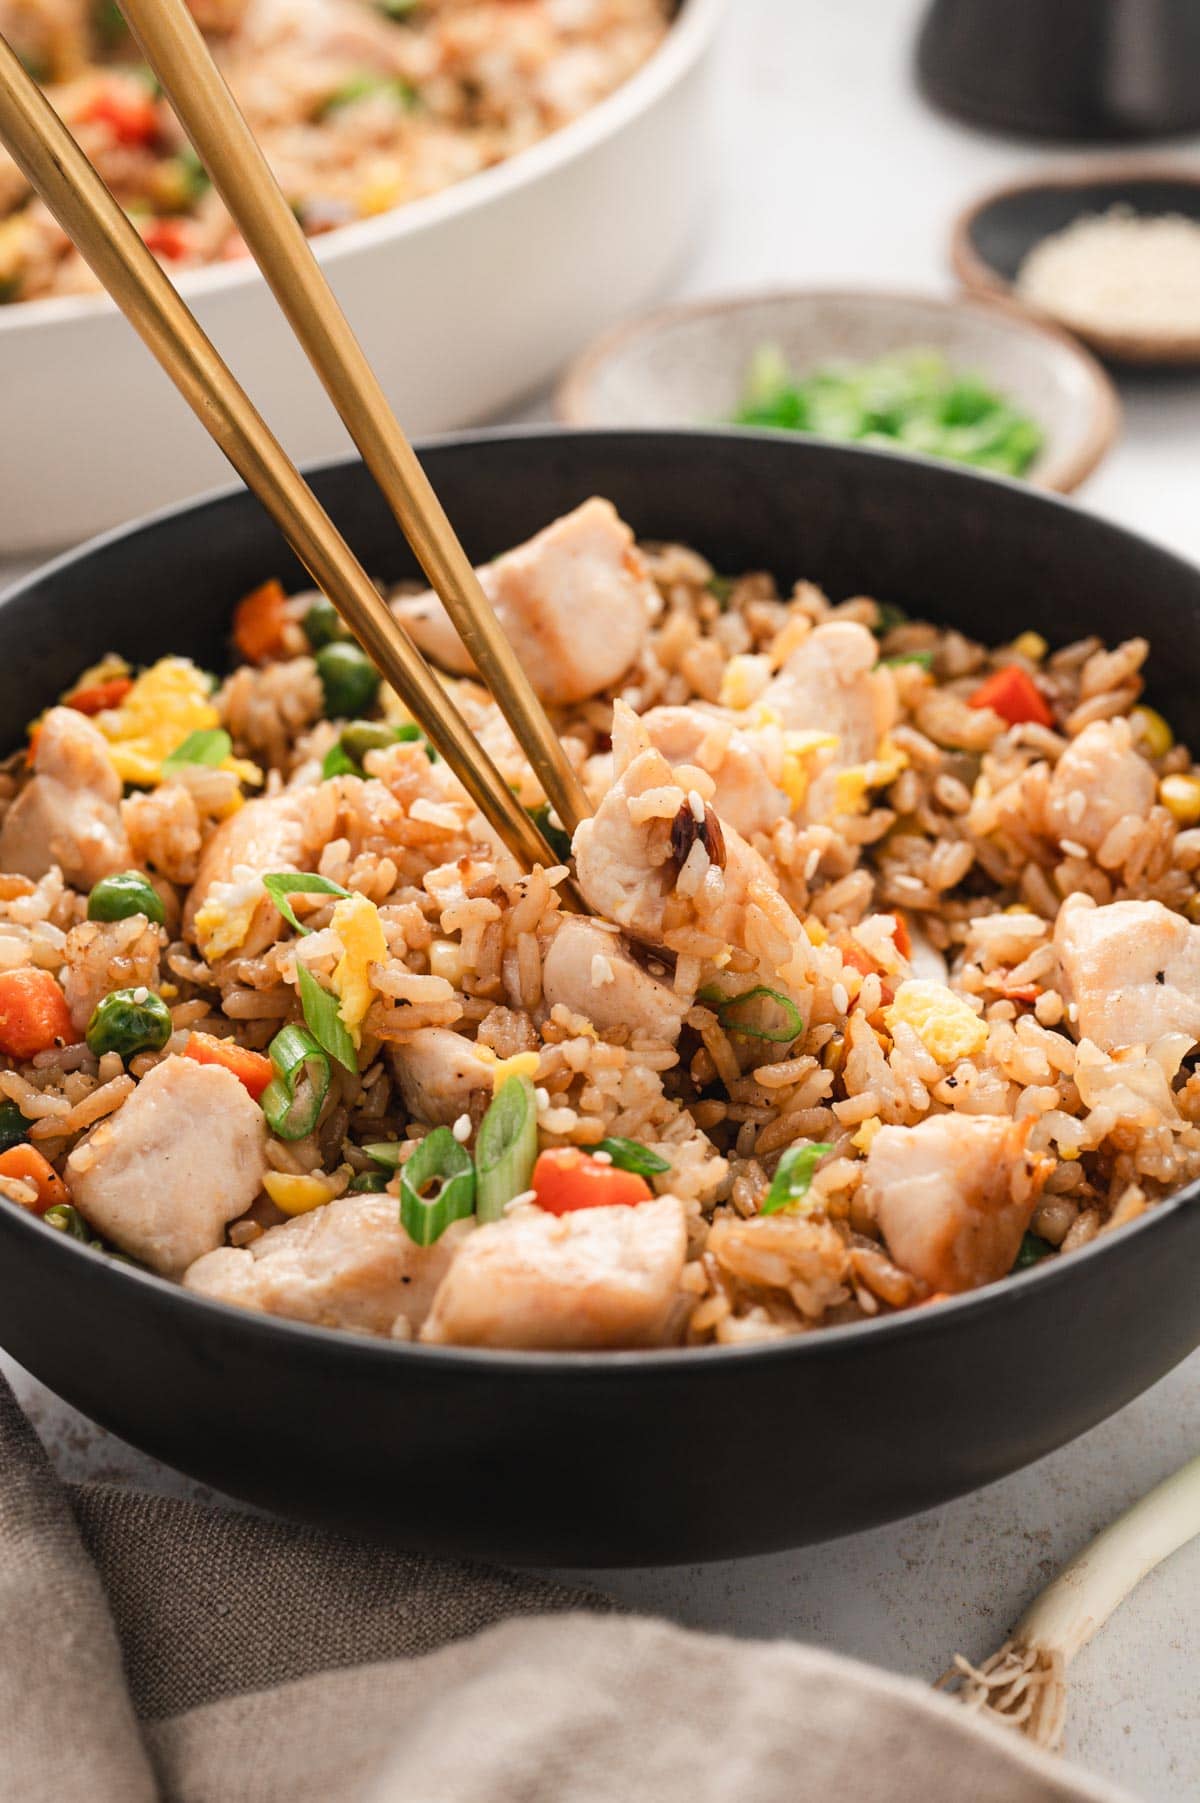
[0,0,728,340]
[554,284,1122,494]
[1,422,1196,1379]
[949,159,1200,365]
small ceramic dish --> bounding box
[951,165,1200,365]
[556,287,1120,493]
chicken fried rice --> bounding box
[0,0,671,303]
[1,496,1197,1351]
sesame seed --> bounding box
[591,1148,614,1164]
[503,1189,537,1213]
[535,1087,550,1108]
[451,1113,471,1143]
[1060,839,1088,861]
[688,788,706,822]
[804,849,821,881]
[832,982,849,1015]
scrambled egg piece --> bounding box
[779,729,840,811]
[332,894,389,1046]
[718,654,771,711]
[833,737,908,816]
[472,1046,542,1090]
[95,657,258,788]
[851,1114,883,1153]
[884,979,988,1066]
[192,868,266,962]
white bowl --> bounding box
[0,0,727,555]
[556,286,1122,493]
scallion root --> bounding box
[938,1451,1200,1751]
[940,1642,1067,1751]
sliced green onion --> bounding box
[399,1127,475,1245]
[526,803,572,864]
[761,1141,833,1216]
[706,575,735,606]
[262,871,350,936]
[348,1170,389,1193]
[0,1099,28,1153]
[476,1076,537,1222]
[321,741,360,781]
[161,728,231,774]
[296,963,357,1074]
[595,1137,671,1178]
[44,1202,99,1244]
[882,650,934,670]
[1014,1231,1055,1270]
[697,983,804,1044]
[260,1023,331,1141]
[874,602,910,637]
[363,1139,403,1170]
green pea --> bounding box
[0,1099,28,1152]
[85,988,172,1063]
[302,597,349,651]
[87,871,166,926]
[340,719,400,764]
[316,642,380,719]
[348,1169,389,1193]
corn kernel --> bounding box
[263,1171,339,1216]
[1011,631,1048,663]
[1130,705,1174,760]
[1159,773,1200,826]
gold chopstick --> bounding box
[117,0,591,843]
[0,35,575,893]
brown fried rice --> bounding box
[0,0,671,303]
[0,494,1197,1351]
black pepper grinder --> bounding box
[916,0,1200,141]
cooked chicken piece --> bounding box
[1045,719,1156,855]
[391,499,653,705]
[0,707,130,890]
[1055,894,1200,1052]
[763,621,897,768]
[638,706,788,839]
[387,1027,498,1127]
[66,1056,267,1276]
[182,785,332,959]
[421,1195,687,1350]
[864,1113,1045,1294]
[184,1196,468,1337]
[541,917,689,1040]
[573,702,784,951]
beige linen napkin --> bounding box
[0,1373,1130,1803]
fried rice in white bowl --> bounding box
[0,0,726,553]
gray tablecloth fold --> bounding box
[0,1374,1130,1803]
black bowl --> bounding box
[2,429,1199,1566]
[916,0,1200,142]
[952,166,1200,366]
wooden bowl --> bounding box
[952,164,1200,365]
[556,287,1120,493]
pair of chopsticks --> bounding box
[0,6,590,891]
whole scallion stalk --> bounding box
[941,1452,1200,1750]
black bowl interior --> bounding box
[967,175,1200,287]
[2,428,1200,1566]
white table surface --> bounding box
[4,0,1200,1795]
